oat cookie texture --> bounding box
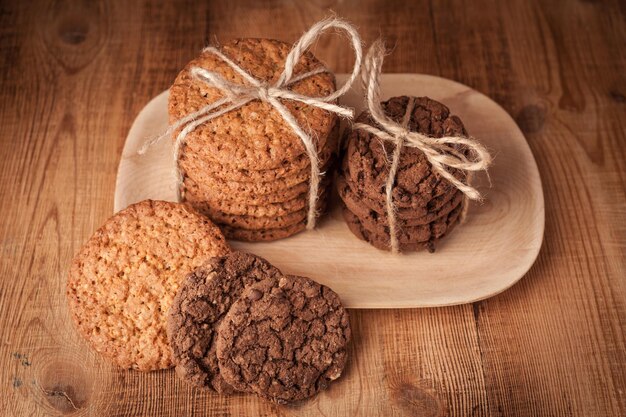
[66,200,229,371]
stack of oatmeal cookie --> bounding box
[168,38,339,242]
[337,96,469,252]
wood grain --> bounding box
[0,0,624,416]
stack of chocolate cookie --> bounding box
[167,251,351,404]
[338,96,469,252]
[168,38,339,242]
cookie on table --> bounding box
[183,149,337,204]
[66,200,230,371]
[186,172,311,203]
[183,155,335,208]
[184,173,332,217]
[187,191,306,217]
[167,251,283,393]
[219,221,308,242]
[216,275,351,404]
[182,119,339,186]
[204,195,329,231]
[217,194,331,242]
[208,207,309,231]
[345,191,463,229]
[183,149,322,184]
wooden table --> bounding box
[1,1,624,416]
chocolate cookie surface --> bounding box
[342,202,463,252]
[66,200,230,371]
[216,275,351,403]
[339,172,464,228]
[336,170,461,220]
[167,252,283,392]
[345,96,469,207]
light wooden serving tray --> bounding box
[114,74,544,308]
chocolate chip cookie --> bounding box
[341,201,464,252]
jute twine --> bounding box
[354,40,492,253]
[140,17,363,230]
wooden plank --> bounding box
[0,0,624,416]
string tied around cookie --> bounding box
[354,39,492,253]
[139,17,363,230]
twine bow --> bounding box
[354,40,492,253]
[140,17,363,230]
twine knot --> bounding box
[355,39,492,253]
[256,85,272,101]
[140,17,363,230]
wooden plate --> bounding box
[114,74,544,308]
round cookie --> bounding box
[217,196,331,241]
[341,199,463,242]
[209,196,329,231]
[170,38,338,171]
[182,152,336,205]
[184,175,311,206]
[340,150,454,210]
[216,275,351,404]
[344,96,469,208]
[188,191,308,217]
[66,200,230,371]
[180,118,340,185]
[167,252,283,393]
[181,143,330,184]
[185,178,332,219]
[184,173,332,216]
[186,169,310,202]
[341,202,463,252]
[220,221,307,242]
[213,208,307,231]
[336,171,461,220]
[339,177,463,227]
